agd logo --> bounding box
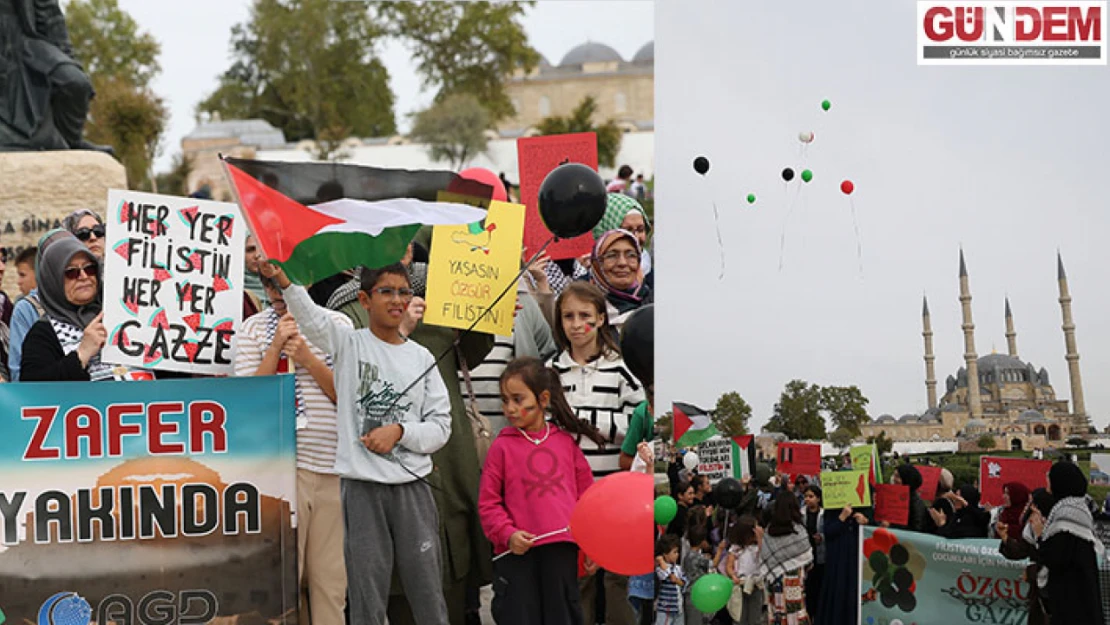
[918,2,1107,64]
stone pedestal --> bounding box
[0,150,125,296]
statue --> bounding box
[0,0,112,153]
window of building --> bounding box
[615,92,627,113]
[539,96,551,117]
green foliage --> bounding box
[199,0,397,150]
[67,0,160,88]
[713,392,751,438]
[152,153,194,196]
[536,96,623,168]
[820,385,871,436]
[977,434,997,450]
[766,380,827,440]
[867,430,893,455]
[409,94,491,170]
[377,1,540,122]
[829,427,856,449]
[657,411,673,441]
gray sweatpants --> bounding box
[342,478,449,625]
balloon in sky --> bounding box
[747,194,756,204]
[693,156,710,175]
[821,99,831,111]
[801,169,813,183]
[841,180,855,195]
[782,167,795,182]
[798,131,815,144]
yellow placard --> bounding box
[424,197,525,337]
[850,444,874,474]
[821,470,872,509]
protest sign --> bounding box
[693,435,758,485]
[874,483,910,526]
[821,470,871,509]
[860,526,1030,624]
[0,377,297,623]
[851,443,881,484]
[979,456,1052,507]
[425,197,525,337]
[777,442,822,478]
[916,464,944,501]
[101,190,246,375]
[516,132,598,260]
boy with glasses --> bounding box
[269,260,452,624]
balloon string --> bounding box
[850,197,863,277]
[778,182,804,272]
[712,200,725,280]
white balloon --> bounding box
[683,451,700,471]
[798,131,815,143]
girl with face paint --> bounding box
[478,357,604,624]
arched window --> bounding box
[615,92,627,113]
[539,96,551,117]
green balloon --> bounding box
[654,495,678,525]
[747,194,756,204]
[691,573,733,613]
[822,99,831,111]
[801,169,813,183]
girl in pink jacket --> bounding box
[479,356,603,624]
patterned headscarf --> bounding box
[589,229,644,307]
[593,193,652,239]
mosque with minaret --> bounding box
[858,250,1092,451]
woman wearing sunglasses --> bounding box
[63,208,105,260]
[20,235,130,381]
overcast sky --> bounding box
[110,0,653,172]
[655,0,1110,433]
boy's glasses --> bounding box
[64,263,98,280]
[75,225,106,241]
[370,287,415,300]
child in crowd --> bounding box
[682,524,715,625]
[726,515,764,625]
[655,535,687,625]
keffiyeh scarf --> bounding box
[758,523,814,585]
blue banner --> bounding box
[0,377,298,624]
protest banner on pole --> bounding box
[860,526,1030,624]
[101,190,246,375]
[979,456,1052,507]
[424,197,525,337]
[0,377,297,622]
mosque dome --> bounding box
[898,414,919,423]
[560,41,624,66]
[632,41,654,63]
[875,414,896,424]
[1017,409,1048,423]
[966,419,989,429]
[979,353,1028,372]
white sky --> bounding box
[655,0,1110,433]
[109,0,653,172]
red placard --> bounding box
[516,132,598,260]
[979,456,1052,507]
[915,465,943,501]
[874,483,910,526]
[777,442,822,479]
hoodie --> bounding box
[478,424,595,555]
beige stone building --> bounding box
[181,118,288,202]
[859,250,1092,451]
[501,40,655,135]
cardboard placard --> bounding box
[821,470,872,509]
[915,465,944,501]
[874,483,910,526]
[979,456,1052,507]
[516,132,598,260]
[778,442,822,478]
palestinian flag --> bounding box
[731,434,758,481]
[673,402,718,448]
[222,156,493,285]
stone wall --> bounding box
[0,151,126,296]
[502,71,655,132]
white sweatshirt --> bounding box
[284,284,452,483]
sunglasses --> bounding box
[64,263,98,280]
[75,225,106,241]
[369,287,415,300]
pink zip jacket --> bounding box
[478,423,596,555]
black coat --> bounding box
[1039,531,1103,625]
[20,318,90,381]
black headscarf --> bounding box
[38,235,101,330]
[1049,461,1087,499]
[897,464,923,492]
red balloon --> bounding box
[458,167,508,202]
[840,180,855,195]
[569,472,654,576]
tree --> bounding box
[713,392,752,438]
[199,0,396,151]
[829,427,856,450]
[657,411,673,442]
[867,430,893,455]
[820,386,871,436]
[536,96,623,168]
[766,380,827,441]
[377,1,540,122]
[409,94,491,170]
[67,0,167,189]
[977,434,997,450]
[153,153,195,197]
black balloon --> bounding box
[714,477,744,510]
[620,305,653,388]
[782,167,795,182]
[693,156,710,175]
[537,163,606,239]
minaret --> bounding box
[923,295,938,408]
[1005,297,1018,357]
[1057,253,1086,417]
[959,250,983,419]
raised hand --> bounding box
[78,312,107,365]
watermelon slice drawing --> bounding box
[182,340,201,363]
[212,276,231,292]
[148,307,169,330]
[121,294,140,316]
[152,266,173,282]
[213,317,235,334]
[183,313,204,332]
[179,281,193,303]
[188,251,203,272]
[117,200,131,224]
[114,240,132,262]
[219,214,235,238]
[110,324,133,349]
[178,205,200,228]
[144,346,164,368]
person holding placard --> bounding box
[817,505,870,625]
[888,465,928,533]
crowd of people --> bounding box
[652,454,1106,625]
[0,182,657,625]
